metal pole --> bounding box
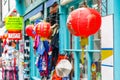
[30,37,35,77]
[114,0,120,79]
[74,36,80,80]
[59,6,66,54]
[87,36,94,80]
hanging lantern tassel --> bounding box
[80,37,88,64]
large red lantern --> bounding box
[67,7,101,37]
[35,21,52,38]
[25,25,35,38]
[67,7,101,64]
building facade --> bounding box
[14,0,120,80]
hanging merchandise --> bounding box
[37,52,48,77]
[55,59,72,77]
[33,35,40,50]
[2,41,24,80]
[67,7,101,64]
[51,32,59,49]
[43,40,50,53]
[51,54,68,80]
[48,47,52,75]
[35,40,51,77]
[36,39,45,55]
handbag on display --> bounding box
[55,59,72,78]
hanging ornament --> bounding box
[67,7,101,64]
[25,24,36,38]
[35,21,52,39]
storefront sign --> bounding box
[8,32,22,40]
[60,0,73,5]
[5,17,23,30]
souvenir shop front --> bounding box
[15,0,120,80]
[15,0,103,80]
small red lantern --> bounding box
[35,21,51,38]
[25,25,35,37]
[67,7,101,37]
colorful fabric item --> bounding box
[43,41,49,53]
[51,33,59,49]
[33,35,40,50]
[36,40,45,55]
[37,52,48,77]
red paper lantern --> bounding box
[25,25,35,37]
[35,21,51,38]
[67,7,101,37]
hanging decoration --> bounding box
[55,59,72,77]
[67,7,101,64]
[25,24,36,38]
[35,21,52,39]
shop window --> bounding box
[47,2,59,26]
